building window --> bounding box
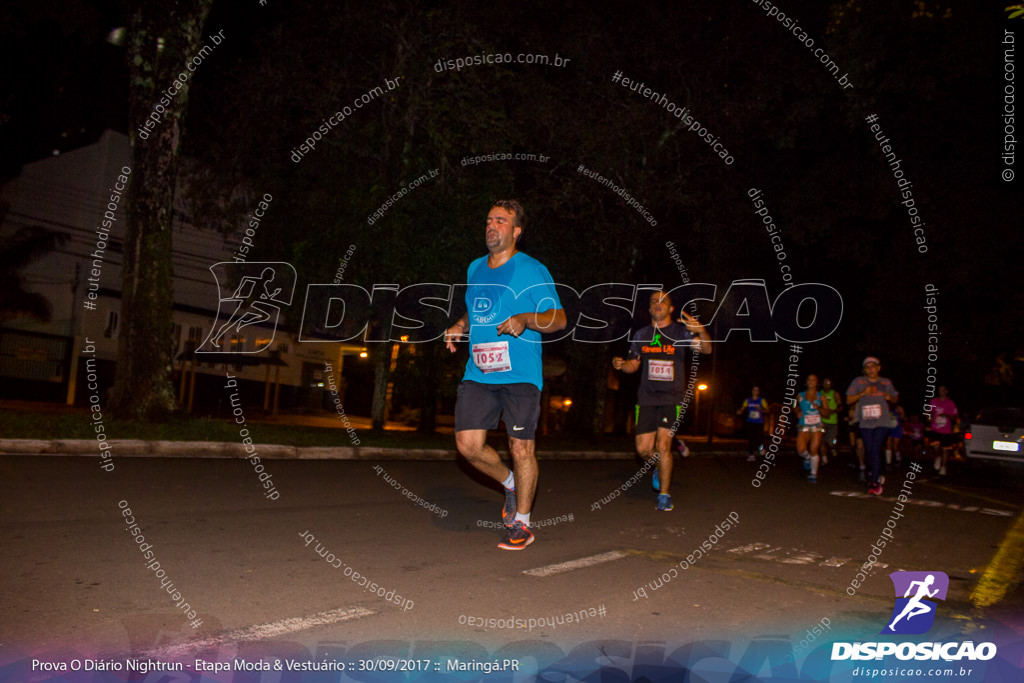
[104,311,119,338]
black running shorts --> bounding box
[455,381,542,440]
[635,404,682,435]
[925,430,959,448]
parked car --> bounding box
[964,407,1024,464]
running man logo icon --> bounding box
[881,571,949,635]
[197,262,296,354]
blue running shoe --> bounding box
[656,494,674,511]
[803,455,811,471]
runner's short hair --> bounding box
[649,289,672,306]
[491,199,525,229]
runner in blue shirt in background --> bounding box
[795,375,830,483]
[738,386,769,462]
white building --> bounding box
[1,130,364,411]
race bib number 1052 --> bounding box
[473,341,511,374]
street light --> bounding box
[695,384,708,437]
[700,383,714,440]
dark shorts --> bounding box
[925,430,959,447]
[823,422,839,441]
[455,381,541,440]
[635,404,682,435]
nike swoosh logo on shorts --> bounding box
[512,425,525,431]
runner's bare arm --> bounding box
[612,356,641,374]
[678,310,712,354]
[445,315,469,353]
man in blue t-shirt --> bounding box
[445,200,566,550]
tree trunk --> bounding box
[417,345,439,434]
[108,1,213,420]
[370,341,394,432]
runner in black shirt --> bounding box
[612,290,712,511]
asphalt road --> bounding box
[1,448,1022,680]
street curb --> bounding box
[0,439,743,460]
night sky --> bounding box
[2,0,1020,420]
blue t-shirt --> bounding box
[462,252,561,390]
[742,397,767,424]
[797,391,825,428]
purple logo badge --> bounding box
[882,571,949,635]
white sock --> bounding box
[810,455,820,476]
[502,470,515,490]
[800,451,810,459]
[514,512,531,526]
[885,449,892,464]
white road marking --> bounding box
[728,542,870,569]
[138,607,374,660]
[523,550,629,577]
[830,490,1014,516]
